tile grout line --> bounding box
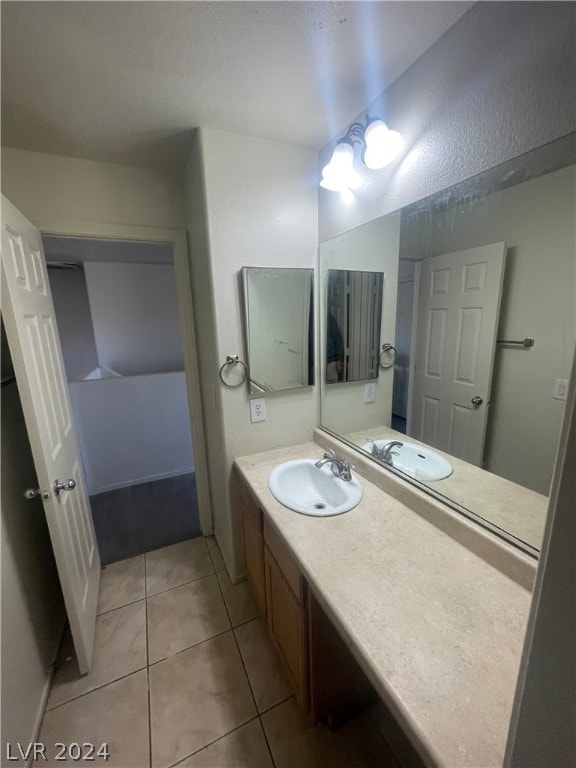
[214,567,260,718]
[165,715,262,768]
[148,626,234,668]
[145,539,223,599]
[258,693,293,718]
[145,552,153,768]
[44,666,148,712]
[231,626,259,714]
[258,713,277,768]
[205,535,225,573]
[146,568,217,599]
[96,593,145,617]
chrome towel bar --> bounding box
[496,338,534,347]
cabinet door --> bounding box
[239,488,266,613]
[264,545,308,707]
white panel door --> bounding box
[412,243,506,466]
[1,195,100,673]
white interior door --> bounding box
[1,195,100,673]
[412,243,506,466]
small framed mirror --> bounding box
[241,267,314,395]
[325,269,384,383]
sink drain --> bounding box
[314,503,326,510]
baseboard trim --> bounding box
[90,468,194,496]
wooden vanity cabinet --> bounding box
[237,473,375,725]
[238,480,266,614]
[263,518,309,707]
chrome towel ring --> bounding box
[379,343,397,370]
[219,355,248,388]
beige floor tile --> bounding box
[146,538,214,596]
[217,570,260,627]
[234,617,292,712]
[206,535,226,572]
[147,574,231,662]
[47,601,147,709]
[40,670,149,767]
[149,631,257,768]
[261,697,398,768]
[178,719,273,768]
[98,555,145,614]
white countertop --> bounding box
[346,425,548,551]
[234,441,532,768]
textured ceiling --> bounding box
[1,1,472,171]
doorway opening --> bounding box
[43,235,201,564]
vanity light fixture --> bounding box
[320,117,403,192]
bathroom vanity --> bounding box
[234,435,534,768]
[237,470,375,723]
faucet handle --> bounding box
[339,460,355,481]
[323,448,337,460]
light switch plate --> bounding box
[363,382,376,404]
[250,398,267,422]
[553,378,568,401]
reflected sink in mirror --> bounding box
[361,439,453,481]
[268,459,362,517]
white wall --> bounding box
[1,147,185,230]
[48,266,99,381]
[320,213,401,435]
[84,261,184,376]
[185,128,318,579]
[318,2,576,242]
[70,372,194,495]
[403,165,575,494]
[1,382,66,753]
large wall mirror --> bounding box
[242,267,314,395]
[320,133,576,555]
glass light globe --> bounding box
[320,141,358,192]
[363,121,403,170]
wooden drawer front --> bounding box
[263,518,304,602]
[265,545,308,707]
[240,497,265,614]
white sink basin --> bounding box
[268,459,362,517]
[361,439,453,481]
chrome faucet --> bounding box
[314,449,355,482]
[380,440,403,465]
[365,438,403,464]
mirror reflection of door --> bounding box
[326,269,384,383]
[411,243,506,466]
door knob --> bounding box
[471,395,483,407]
[24,486,50,500]
[54,479,76,496]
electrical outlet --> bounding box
[250,398,267,423]
[363,382,376,404]
[553,378,568,401]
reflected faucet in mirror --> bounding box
[366,438,402,464]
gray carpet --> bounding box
[90,473,201,565]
